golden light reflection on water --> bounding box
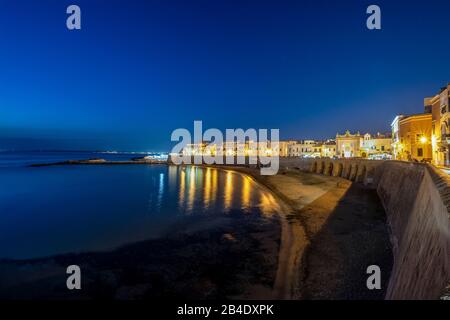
[187,166,196,213]
[179,168,186,209]
[260,191,279,215]
[175,166,279,216]
[211,168,218,205]
[203,167,212,209]
[224,170,233,210]
[242,175,251,209]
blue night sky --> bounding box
[1,0,449,151]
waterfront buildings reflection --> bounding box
[224,170,233,210]
[242,175,251,208]
[204,167,212,209]
[174,166,279,215]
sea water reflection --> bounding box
[170,166,279,215]
[0,164,280,259]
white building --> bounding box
[288,140,318,157]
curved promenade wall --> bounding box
[279,157,450,299]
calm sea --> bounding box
[0,151,280,259]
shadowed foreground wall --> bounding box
[279,158,450,299]
[375,161,450,299]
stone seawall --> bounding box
[279,157,383,186]
[280,157,450,299]
[376,162,450,299]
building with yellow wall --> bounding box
[425,83,450,166]
[361,133,392,158]
[278,140,298,157]
[288,140,316,157]
[182,140,277,157]
[336,131,362,158]
[310,143,322,157]
[336,131,392,159]
[391,113,432,162]
[321,140,337,158]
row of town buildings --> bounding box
[181,131,392,160]
[278,132,392,159]
[181,83,450,165]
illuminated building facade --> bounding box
[336,131,392,159]
[311,143,322,157]
[321,140,337,158]
[425,84,450,166]
[336,131,362,158]
[391,113,432,162]
[391,115,404,160]
[288,140,317,157]
[181,141,276,157]
[278,140,298,157]
[361,133,392,159]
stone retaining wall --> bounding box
[376,162,450,299]
[279,157,383,186]
[280,157,450,299]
